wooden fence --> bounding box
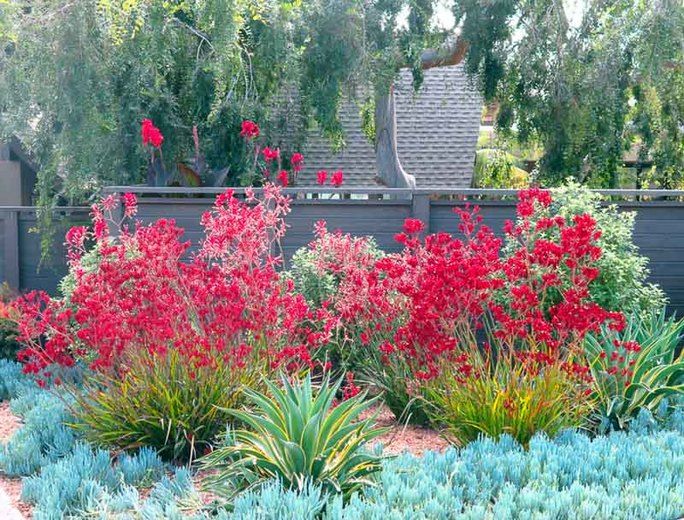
[5,187,684,316]
[0,207,90,293]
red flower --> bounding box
[262,147,280,162]
[403,218,425,234]
[342,372,361,400]
[277,170,289,187]
[65,226,88,249]
[290,152,304,173]
[331,170,344,187]
[517,188,552,218]
[240,120,260,139]
[121,193,138,218]
[141,119,164,148]
[316,170,328,185]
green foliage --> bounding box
[288,248,338,309]
[70,349,264,463]
[360,353,431,427]
[585,309,684,432]
[201,374,386,501]
[493,1,684,187]
[424,353,592,447]
[550,181,667,313]
[472,149,529,188]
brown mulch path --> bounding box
[361,403,451,457]
[0,402,32,519]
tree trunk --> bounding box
[374,37,468,188]
[374,85,415,188]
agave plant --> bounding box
[584,309,684,431]
[200,374,387,501]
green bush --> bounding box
[70,349,265,463]
[201,374,386,501]
[550,181,667,314]
[585,309,684,431]
[288,228,385,375]
[424,351,593,447]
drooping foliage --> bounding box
[494,0,684,187]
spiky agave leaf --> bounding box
[201,373,387,502]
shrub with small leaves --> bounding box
[548,181,667,314]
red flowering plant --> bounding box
[142,119,230,188]
[289,221,387,378]
[492,188,625,368]
[422,189,626,444]
[8,187,330,461]
[312,189,628,438]
[239,120,304,187]
[239,119,345,189]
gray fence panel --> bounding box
[133,198,413,263]
[3,189,684,317]
[0,208,90,294]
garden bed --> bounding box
[1,185,684,519]
[0,371,682,519]
[0,397,448,519]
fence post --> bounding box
[411,193,431,233]
[3,210,20,289]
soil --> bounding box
[361,403,451,457]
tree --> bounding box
[0,0,518,202]
[0,0,680,203]
[493,0,684,188]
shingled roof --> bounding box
[291,64,482,188]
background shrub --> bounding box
[549,181,667,314]
[0,283,21,360]
[288,224,384,375]
[289,229,383,310]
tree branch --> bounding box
[418,36,469,70]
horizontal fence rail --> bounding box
[5,188,684,316]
